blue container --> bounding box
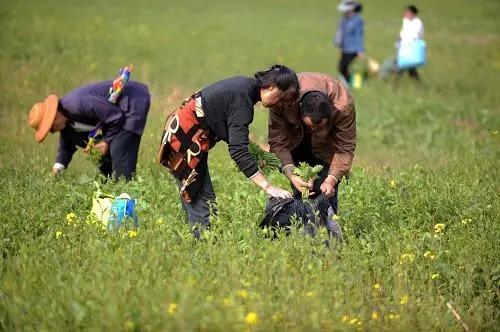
[397,40,427,69]
[108,195,138,229]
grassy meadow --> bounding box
[0,0,499,330]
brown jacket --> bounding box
[268,72,356,180]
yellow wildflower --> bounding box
[127,230,138,238]
[431,273,440,280]
[237,289,248,299]
[223,297,233,306]
[124,320,134,330]
[349,318,359,325]
[341,315,349,323]
[388,313,400,320]
[66,212,77,224]
[244,312,259,325]
[305,291,315,297]
[389,179,398,189]
[371,311,380,320]
[400,294,409,305]
[434,223,446,233]
[156,218,166,225]
[461,218,472,225]
[399,253,415,264]
[55,231,63,239]
[424,251,437,260]
[167,303,177,315]
[373,283,381,291]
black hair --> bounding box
[254,64,299,99]
[354,3,363,13]
[300,91,332,124]
[407,5,419,15]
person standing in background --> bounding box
[397,5,424,80]
[334,1,365,84]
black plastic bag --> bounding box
[260,195,343,241]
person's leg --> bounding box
[338,52,350,83]
[408,67,420,81]
[339,53,357,83]
[99,155,113,178]
[180,166,217,238]
[109,130,142,181]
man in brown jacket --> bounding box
[268,72,356,213]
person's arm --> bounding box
[333,19,344,48]
[329,104,356,182]
[53,131,77,174]
[355,17,365,55]
[268,108,294,170]
[228,101,292,198]
[81,96,125,143]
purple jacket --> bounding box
[55,80,150,166]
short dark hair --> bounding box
[254,64,299,100]
[300,91,332,124]
[407,5,419,14]
[354,3,363,13]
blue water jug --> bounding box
[397,40,427,69]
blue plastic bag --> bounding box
[397,40,427,69]
[108,193,138,229]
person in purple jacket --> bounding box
[28,80,150,181]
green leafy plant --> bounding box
[248,141,281,174]
[293,162,323,198]
[86,137,102,165]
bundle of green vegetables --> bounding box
[248,142,281,174]
[293,162,323,198]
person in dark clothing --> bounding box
[28,80,151,181]
[158,65,300,237]
[334,1,365,84]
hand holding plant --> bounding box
[84,138,108,165]
[293,162,323,198]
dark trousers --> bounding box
[100,129,141,181]
[178,160,217,238]
[290,140,340,214]
[338,52,358,83]
[405,67,420,81]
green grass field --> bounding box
[1,0,499,330]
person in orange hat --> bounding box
[29,80,150,180]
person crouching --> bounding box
[28,80,150,181]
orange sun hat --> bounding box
[28,94,59,142]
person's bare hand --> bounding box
[93,141,110,156]
[320,177,337,197]
[290,175,314,196]
[266,185,293,199]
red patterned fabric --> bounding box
[157,96,209,203]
